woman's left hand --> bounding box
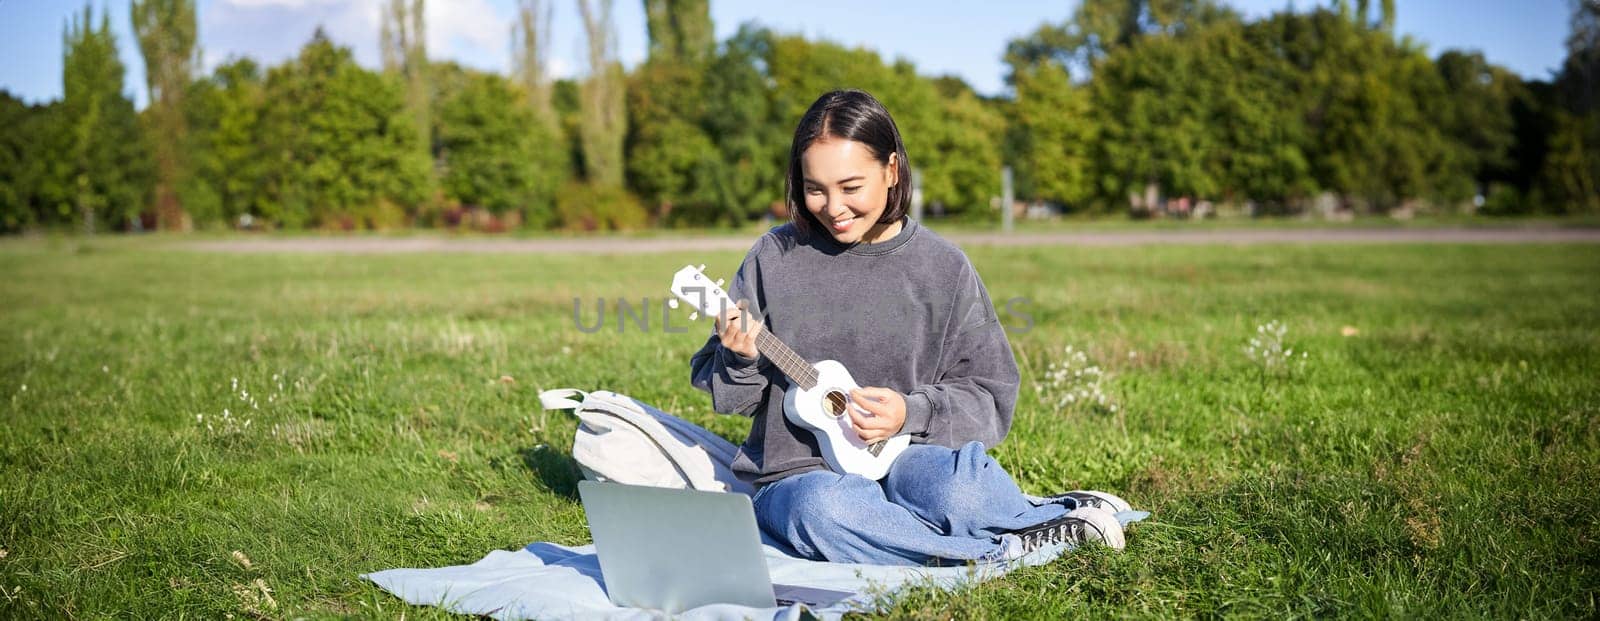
[847,387,906,444]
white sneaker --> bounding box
[1014,506,1126,553]
[1043,490,1133,513]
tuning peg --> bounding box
[697,264,706,272]
[688,312,699,321]
[715,278,725,287]
[667,298,679,309]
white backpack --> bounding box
[538,388,754,496]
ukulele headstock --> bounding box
[668,264,736,322]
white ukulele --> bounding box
[669,264,911,480]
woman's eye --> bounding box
[806,188,823,195]
[843,187,861,194]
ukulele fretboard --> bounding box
[754,330,817,390]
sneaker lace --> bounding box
[1020,517,1091,554]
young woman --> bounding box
[689,89,1125,566]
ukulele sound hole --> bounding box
[824,391,847,419]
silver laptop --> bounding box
[578,480,855,612]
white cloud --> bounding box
[425,0,511,73]
[204,0,515,75]
[547,56,575,80]
[203,0,382,70]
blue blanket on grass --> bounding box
[362,510,1148,620]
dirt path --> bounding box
[183,226,1600,254]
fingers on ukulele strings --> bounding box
[847,401,880,431]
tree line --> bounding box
[1,0,1596,233]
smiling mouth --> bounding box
[829,215,856,232]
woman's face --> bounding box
[801,137,899,244]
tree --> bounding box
[625,59,719,221]
[437,70,564,225]
[1434,50,1521,204]
[576,0,627,188]
[697,24,785,223]
[627,0,725,223]
[644,0,713,64]
[380,0,432,185]
[131,0,197,230]
[60,4,151,233]
[1004,0,1243,212]
[258,30,429,228]
[1009,59,1096,209]
[1255,8,1454,211]
[188,58,270,225]
[1003,0,1235,79]
[1538,0,1600,212]
[0,93,55,231]
[919,77,1005,217]
[1090,31,1220,209]
[512,0,558,122]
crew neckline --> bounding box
[836,216,918,256]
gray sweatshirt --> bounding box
[689,217,1021,486]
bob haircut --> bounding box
[784,89,913,240]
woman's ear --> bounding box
[886,152,899,188]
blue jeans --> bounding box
[751,441,1067,566]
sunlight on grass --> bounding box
[1,240,1597,618]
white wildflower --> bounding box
[1034,345,1118,414]
[1243,320,1307,378]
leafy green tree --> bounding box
[1433,50,1521,204]
[1004,0,1235,77]
[1004,0,1244,212]
[644,0,713,64]
[1255,8,1454,211]
[176,70,222,226]
[698,24,786,223]
[1537,0,1600,213]
[1008,58,1095,209]
[552,78,587,179]
[186,58,270,226]
[0,92,56,231]
[257,30,429,229]
[1206,19,1313,208]
[436,70,564,225]
[512,0,562,142]
[919,77,1004,218]
[131,0,197,230]
[60,4,151,233]
[1090,32,1219,208]
[380,0,432,170]
[625,58,720,222]
[577,0,627,189]
[628,0,736,224]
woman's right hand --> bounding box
[716,300,761,361]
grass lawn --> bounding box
[1,236,1597,618]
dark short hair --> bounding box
[784,89,913,240]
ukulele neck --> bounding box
[753,329,817,390]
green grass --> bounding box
[1,237,1597,618]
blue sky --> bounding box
[0,0,1573,109]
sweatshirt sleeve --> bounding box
[899,260,1020,449]
[688,238,772,417]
